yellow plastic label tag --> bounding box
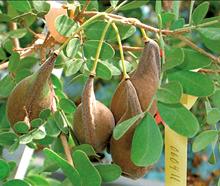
[165,94,197,186]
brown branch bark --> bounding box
[75,0,91,21]
[199,69,220,74]
[83,11,170,34]
[60,133,74,166]
[9,22,20,49]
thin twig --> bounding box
[199,69,220,74]
[9,22,20,49]
[83,11,168,34]
[60,133,74,165]
[175,35,220,64]
[75,0,91,21]
[112,45,143,52]
[51,92,74,166]
[82,11,220,36]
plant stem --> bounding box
[51,95,74,166]
[60,133,74,166]
[111,0,128,13]
[75,0,91,21]
[175,35,220,63]
[140,28,149,42]
[90,20,112,75]
[112,45,143,51]
[83,11,220,36]
[57,12,107,54]
[112,22,129,79]
[174,19,220,34]
[9,22,20,49]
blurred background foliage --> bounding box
[0,0,220,186]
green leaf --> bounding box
[207,108,220,125]
[83,40,115,60]
[14,121,29,134]
[168,70,214,97]
[113,113,142,140]
[85,60,112,80]
[0,132,18,147]
[72,150,101,186]
[26,175,50,186]
[31,118,43,128]
[0,75,16,98]
[118,0,147,11]
[59,98,76,113]
[65,59,83,76]
[19,134,33,144]
[8,161,16,172]
[155,0,162,14]
[44,148,81,186]
[31,129,46,140]
[84,21,136,41]
[39,109,51,120]
[192,2,209,24]
[37,136,54,146]
[164,48,184,70]
[170,18,185,30]
[43,154,59,172]
[202,16,220,28]
[73,144,97,157]
[158,102,200,137]
[157,81,182,104]
[32,1,50,14]
[0,48,7,60]
[0,104,10,130]
[55,15,78,37]
[15,69,32,83]
[12,13,37,27]
[110,0,119,8]
[8,52,20,73]
[45,117,60,137]
[3,39,13,54]
[9,0,31,13]
[192,130,218,152]
[3,179,30,186]
[53,111,69,133]
[65,38,80,58]
[161,12,175,28]
[172,1,180,19]
[208,149,216,164]
[79,0,98,11]
[103,61,121,76]
[0,14,11,22]
[17,56,37,71]
[131,114,163,166]
[95,164,121,182]
[197,27,220,53]
[210,90,220,109]
[178,48,211,70]
[0,159,10,180]
[9,28,27,39]
[51,74,63,90]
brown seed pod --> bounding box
[73,76,115,152]
[111,39,161,122]
[7,53,57,131]
[110,79,151,179]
